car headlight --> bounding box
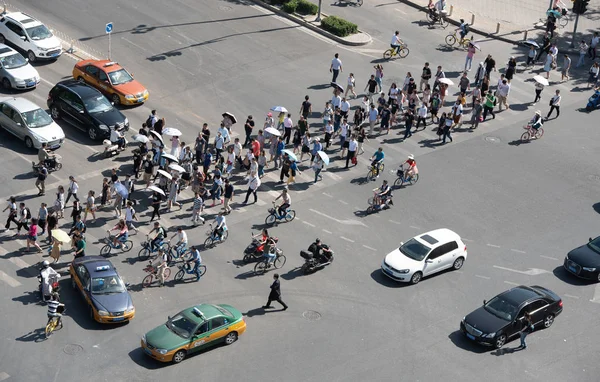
[97,309,109,316]
[31,133,47,143]
[481,332,496,338]
[125,94,135,100]
[397,269,410,274]
[125,306,135,314]
[583,267,597,272]
[98,124,109,130]
[143,89,149,97]
[141,334,146,344]
[156,349,168,355]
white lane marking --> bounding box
[338,200,348,205]
[493,265,551,276]
[590,284,600,304]
[122,37,149,52]
[324,172,342,181]
[362,245,376,251]
[510,249,526,254]
[475,275,491,280]
[504,281,520,286]
[389,220,401,225]
[0,270,22,287]
[40,77,56,87]
[0,372,10,381]
[267,190,280,198]
[8,256,30,270]
[340,236,355,243]
[309,208,367,227]
[409,225,420,229]
[540,255,558,261]
[323,229,332,234]
[564,294,580,299]
[256,199,267,206]
[462,238,474,242]
[322,192,333,198]
[302,220,316,228]
[487,244,501,248]
[394,8,407,14]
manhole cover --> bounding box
[302,310,322,321]
[63,344,84,356]
[219,5,232,11]
[588,174,600,182]
[485,136,500,143]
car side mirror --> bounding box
[483,299,487,305]
[19,35,26,41]
[83,286,89,292]
[589,238,593,242]
[425,259,433,263]
[125,282,130,288]
[25,58,28,62]
[79,110,84,114]
[168,315,172,320]
[400,242,404,246]
[16,123,20,126]
[111,102,114,106]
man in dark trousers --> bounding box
[263,273,288,310]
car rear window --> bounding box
[420,234,438,245]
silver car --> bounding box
[0,43,39,89]
[0,96,64,149]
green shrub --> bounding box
[321,15,358,37]
[282,0,298,13]
[296,0,318,15]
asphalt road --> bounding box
[0,1,599,381]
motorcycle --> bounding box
[103,137,128,158]
[38,263,60,302]
[586,89,600,112]
[243,234,279,263]
[367,189,393,214]
[300,246,335,274]
[32,154,62,174]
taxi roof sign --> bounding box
[96,265,111,271]
[192,307,206,320]
[104,61,117,67]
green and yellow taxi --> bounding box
[69,256,135,324]
[141,303,246,364]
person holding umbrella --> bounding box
[222,112,236,134]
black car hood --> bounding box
[91,291,131,313]
[90,108,126,128]
[568,245,600,268]
[465,306,509,334]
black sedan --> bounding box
[564,236,600,282]
[460,285,562,349]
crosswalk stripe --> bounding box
[0,270,22,287]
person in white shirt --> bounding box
[451,100,463,128]
[345,73,357,98]
[124,201,138,232]
[390,31,403,55]
[589,32,599,60]
[331,93,341,110]
[65,176,79,204]
[243,171,261,204]
[497,79,511,110]
[340,97,351,118]
[170,227,188,256]
[577,40,589,68]
[339,120,349,158]
[218,124,230,144]
[109,127,125,149]
[415,103,428,130]
[329,53,342,83]
[545,89,561,119]
[345,135,358,168]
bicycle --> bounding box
[520,124,544,142]
[45,305,65,339]
[204,223,229,249]
[138,237,170,261]
[100,233,133,257]
[383,43,410,60]
[391,169,419,188]
[367,161,385,181]
[168,241,189,262]
[445,31,472,49]
[426,9,449,28]
[142,262,172,288]
[254,248,286,275]
[265,201,296,226]
[174,262,207,282]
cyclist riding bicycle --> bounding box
[400,154,418,180]
[213,212,227,240]
[107,219,128,248]
[153,248,168,287]
[374,180,392,206]
[186,245,203,280]
[148,221,166,251]
[47,293,64,327]
[370,147,385,177]
[170,227,188,256]
[530,110,543,130]
[457,19,470,42]
[390,31,404,55]
[274,188,291,218]
[252,228,270,254]
[429,0,447,20]
[262,235,277,265]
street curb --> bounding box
[246,0,372,46]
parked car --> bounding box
[0,44,39,89]
[460,285,563,349]
[0,96,64,149]
[0,11,62,62]
[381,228,467,284]
[47,79,129,141]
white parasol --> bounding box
[162,127,182,136]
[161,153,179,163]
[270,106,288,113]
[282,149,297,162]
[168,163,186,173]
[132,134,149,143]
[438,78,454,86]
[156,169,172,180]
[532,75,549,86]
[146,185,165,196]
[265,127,281,136]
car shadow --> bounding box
[447,331,489,354]
[128,347,167,370]
[552,266,596,286]
[369,269,409,288]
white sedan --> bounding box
[381,228,467,284]
[0,96,64,149]
[0,44,39,89]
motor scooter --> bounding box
[103,136,128,158]
[32,154,62,174]
[586,89,600,111]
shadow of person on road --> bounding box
[15,328,46,343]
[243,307,269,317]
[490,346,524,356]
[280,267,304,281]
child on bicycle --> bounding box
[47,293,64,327]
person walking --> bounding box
[282,114,293,145]
[263,273,288,311]
[459,72,470,95]
[441,116,453,144]
[300,95,312,120]
[364,75,378,104]
[330,53,342,83]
[345,135,358,168]
[546,90,561,120]
[497,79,511,111]
[415,103,428,130]
[450,99,463,128]
[37,202,48,235]
[465,44,476,71]
[484,55,496,78]
[279,154,291,184]
[367,103,378,136]
[482,91,496,121]
[402,109,414,140]
[536,33,551,62]
[374,64,384,93]
[345,74,357,98]
[124,201,139,232]
[533,81,544,104]
[25,218,42,253]
[470,99,483,129]
[519,312,534,349]
[35,163,48,196]
[312,156,324,183]
[150,191,162,221]
[505,57,517,82]
[223,178,234,214]
[310,137,322,166]
[243,115,255,148]
[589,31,599,60]
[243,171,261,204]
[14,202,30,237]
[420,62,432,91]
[357,127,368,155]
[526,46,537,67]
[65,176,79,204]
[3,196,17,230]
[577,40,588,68]
[83,190,96,222]
[46,211,57,245]
[474,62,485,86]
[561,54,571,81]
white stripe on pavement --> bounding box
[0,270,22,287]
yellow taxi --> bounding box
[72,59,149,106]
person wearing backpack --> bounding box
[146,110,158,130]
[14,203,30,236]
[458,19,470,42]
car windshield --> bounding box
[484,296,518,321]
[0,53,28,69]
[166,314,197,339]
[22,108,53,128]
[91,275,126,294]
[399,238,431,261]
[108,69,133,86]
[587,237,600,254]
[83,95,113,113]
[26,25,53,41]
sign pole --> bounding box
[105,22,114,60]
[108,32,111,60]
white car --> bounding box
[0,96,64,149]
[0,11,62,62]
[0,44,39,89]
[381,228,467,284]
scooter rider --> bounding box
[274,188,291,218]
[308,238,332,264]
[110,126,126,150]
[374,180,392,207]
[252,228,270,254]
[38,142,57,169]
[148,221,166,251]
[185,245,203,280]
[40,260,60,301]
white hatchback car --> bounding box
[381,228,467,284]
[0,44,40,89]
[0,11,62,62]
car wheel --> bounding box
[50,105,60,120]
[494,333,507,349]
[410,272,422,285]
[111,94,120,105]
[543,314,555,328]
[172,349,186,364]
[1,77,11,89]
[452,257,464,270]
[0,34,5,44]
[27,50,36,63]
[24,137,34,149]
[224,331,238,345]
[88,127,98,141]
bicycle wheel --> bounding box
[367,169,376,181]
[399,47,409,58]
[368,197,375,205]
[254,261,268,275]
[55,163,63,171]
[45,320,56,338]
[445,34,456,46]
[284,210,296,222]
[122,240,133,253]
[142,274,154,288]
[383,49,394,60]
[204,237,215,249]
[175,269,185,282]
[265,214,276,226]
[440,17,449,28]
[535,128,544,139]
[100,244,111,257]
[559,17,568,28]
[520,131,531,142]
[274,254,286,269]
[138,248,150,261]
[409,174,419,185]
[221,230,229,242]
[356,0,363,6]
[197,265,207,277]
[393,178,403,188]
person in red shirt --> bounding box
[402,154,418,180]
[251,138,260,158]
